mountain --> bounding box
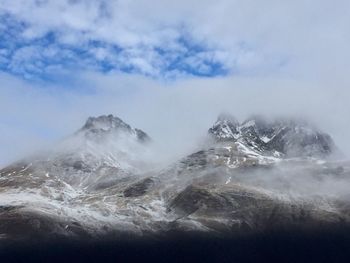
[0,115,156,239]
[209,113,336,158]
[78,114,151,143]
[0,114,349,242]
[30,115,152,187]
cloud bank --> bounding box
[1,71,349,167]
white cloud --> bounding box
[0,1,350,166]
[1,71,350,167]
[2,0,349,77]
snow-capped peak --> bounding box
[35,114,155,186]
[82,114,130,132]
[78,114,151,143]
[209,114,337,159]
[208,113,240,140]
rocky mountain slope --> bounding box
[0,114,349,241]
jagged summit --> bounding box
[209,113,240,140]
[209,114,336,158]
[78,114,150,142]
[82,114,131,131]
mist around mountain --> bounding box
[1,113,350,261]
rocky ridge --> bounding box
[209,113,335,158]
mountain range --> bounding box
[0,113,349,242]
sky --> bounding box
[0,0,350,166]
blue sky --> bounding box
[0,0,350,165]
[0,10,231,82]
[0,18,230,81]
[0,0,299,83]
[1,0,349,83]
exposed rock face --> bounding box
[167,185,343,233]
[123,177,159,197]
[0,205,91,240]
[0,113,349,242]
[209,114,336,158]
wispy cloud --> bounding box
[0,0,315,79]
